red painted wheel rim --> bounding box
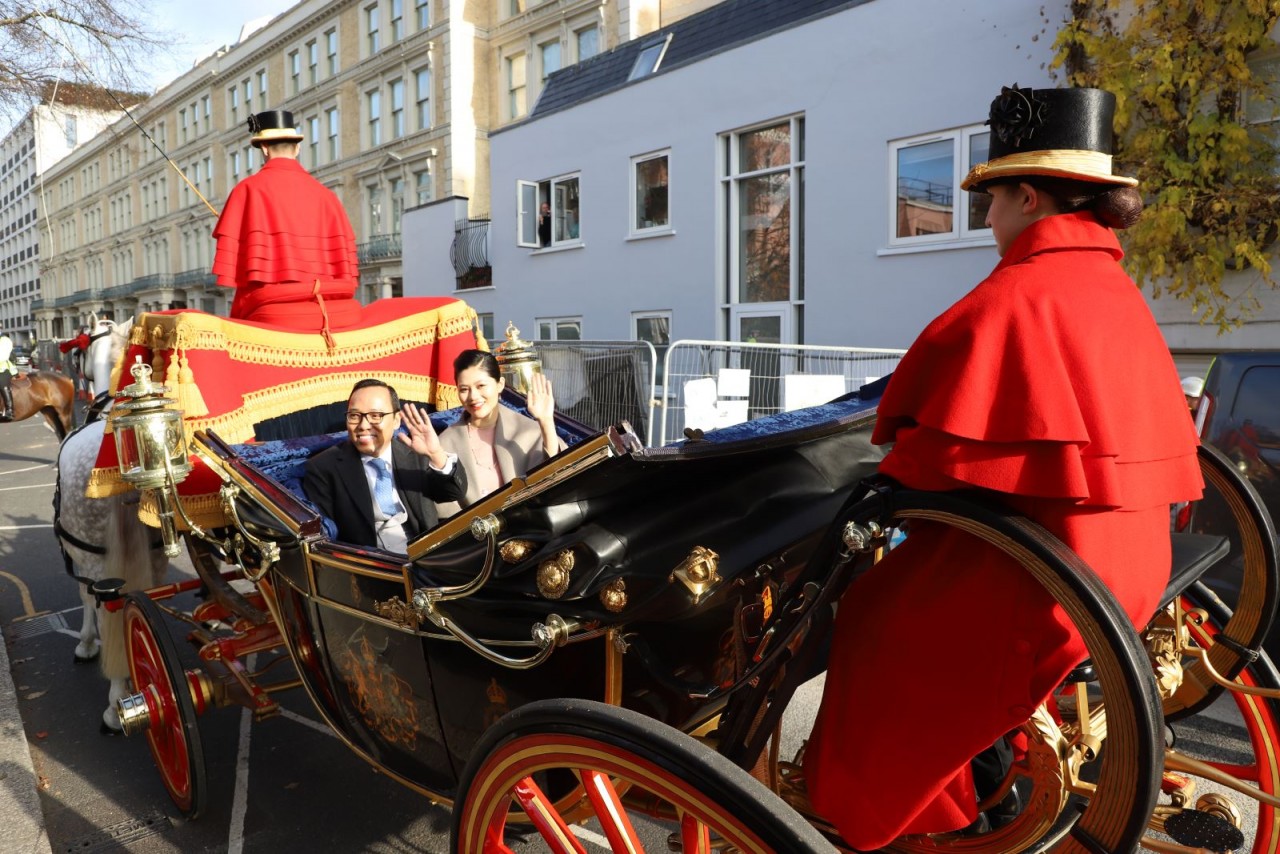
[459,734,776,854]
[125,603,193,812]
[1183,598,1280,854]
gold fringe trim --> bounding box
[129,301,476,371]
[85,464,129,498]
[138,490,227,531]
[89,301,476,498]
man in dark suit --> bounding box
[303,378,466,551]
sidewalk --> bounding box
[0,629,53,854]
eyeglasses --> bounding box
[346,411,390,425]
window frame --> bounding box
[719,114,805,344]
[516,172,582,250]
[506,52,527,120]
[632,310,671,388]
[389,78,405,139]
[629,149,671,237]
[887,124,993,249]
[366,3,381,55]
[535,316,582,341]
[627,34,671,81]
[367,88,382,146]
[415,66,432,130]
[326,29,339,76]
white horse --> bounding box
[82,313,130,399]
[54,319,170,732]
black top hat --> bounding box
[962,85,1137,191]
[248,110,304,148]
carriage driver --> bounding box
[0,331,14,421]
[302,379,467,553]
[211,110,361,339]
[803,84,1204,849]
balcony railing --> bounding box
[131,274,175,293]
[54,289,100,307]
[100,283,132,299]
[451,219,491,290]
[30,298,44,311]
[174,268,216,287]
[359,232,402,264]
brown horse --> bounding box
[5,371,75,439]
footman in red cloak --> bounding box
[212,109,361,336]
[805,84,1203,850]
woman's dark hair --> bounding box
[453,349,502,382]
[988,175,1143,230]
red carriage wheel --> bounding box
[1175,583,1280,854]
[123,592,208,820]
[451,698,831,854]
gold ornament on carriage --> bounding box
[536,548,575,599]
[670,545,721,605]
[599,578,627,613]
[499,538,536,564]
[493,321,542,395]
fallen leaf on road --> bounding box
[37,776,49,790]
[35,731,48,739]
[24,691,46,700]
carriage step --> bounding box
[1163,809,1244,851]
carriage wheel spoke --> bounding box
[680,811,712,853]
[511,775,589,854]
[581,769,645,853]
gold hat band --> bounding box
[961,148,1138,191]
[251,127,303,146]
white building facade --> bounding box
[0,86,125,347]
[435,0,1278,370]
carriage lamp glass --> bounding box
[112,357,191,556]
[113,357,191,488]
[494,321,543,394]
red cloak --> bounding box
[805,211,1202,850]
[212,158,360,329]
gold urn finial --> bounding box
[495,320,543,394]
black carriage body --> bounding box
[197,397,883,802]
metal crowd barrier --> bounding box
[657,340,906,446]
[535,340,659,446]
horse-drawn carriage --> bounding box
[67,300,1280,853]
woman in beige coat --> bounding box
[435,349,565,519]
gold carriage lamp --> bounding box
[494,321,542,394]
[112,356,192,557]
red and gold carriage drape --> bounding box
[87,297,482,529]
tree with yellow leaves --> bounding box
[1054,0,1280,329]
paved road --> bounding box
[0,409,1274,852]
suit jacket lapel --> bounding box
[337,442,376,535]
[494,406,520,483]
[392,442,429,536]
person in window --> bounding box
[303,379,467,552]
[804,85,1203,850]
[537,201,552,246]
[212,110,361,339]
[435,349,565,519]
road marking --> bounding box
[227,653,256,854]
[0,570,38,616]
[277,706,339,738]
[572,824,612,848]
[0,464,54,475]
[0,524,54,530]
[0,483,55,491]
